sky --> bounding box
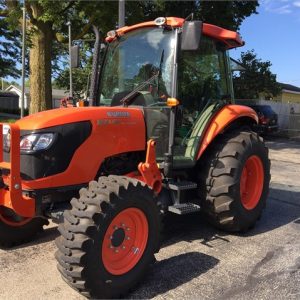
[230,0,300,87]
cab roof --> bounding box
[106,17,244,49]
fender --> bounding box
[196,104,258,160]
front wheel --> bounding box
[55,175,161,299]
[198,130,271,232]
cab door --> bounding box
[173,35,233,168]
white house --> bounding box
[5,85,68,109]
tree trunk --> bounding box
[29,21,52,114]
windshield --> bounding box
[98,27,176,106]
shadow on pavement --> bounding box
[129,251,219,299]
[158,184,300,248]
[244,184,300,236]
[2,225,59,252]
[3,184,300,261]
[128,184,300,298]
[161,212,230,249]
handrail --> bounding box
[0,122,35,217]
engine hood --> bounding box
[16,107,143,130]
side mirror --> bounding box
[181,21,203,51]
[71,45,80,68]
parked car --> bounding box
[248,104,278,134]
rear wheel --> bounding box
[55,175,161,299]
[198,130,270,232]
[0,207,48,247]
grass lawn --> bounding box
[0,117,17,123]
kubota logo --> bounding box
[107,111,130,118]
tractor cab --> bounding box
[97,17,241,171]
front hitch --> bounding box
[0,123,35,218]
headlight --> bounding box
[20,133,56,152]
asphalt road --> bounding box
[0,138,299,300]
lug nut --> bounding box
[126,236,130,240]
[122,246,126,249]
[14,184,20,190]
[115,249,119,253]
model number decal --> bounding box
[97,119,136,126]
[107,111,130,118]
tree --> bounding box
[196,0,259,31]
[136,0,259,30]
[1,0,259,114]
[2,1,118,114]
[53,44,94,99]
[233,50,281,99]
[0,1,20,79]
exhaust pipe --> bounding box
[88,25,101,106]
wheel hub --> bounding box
[111,227,126,247]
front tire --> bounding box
[55,175,161,299]
[198,130,271,232]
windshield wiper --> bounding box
[120,50,165,106]
[120,72,159,106]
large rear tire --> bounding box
[0,208,48,248]
[55,175,161,299]
[198,130,270,232]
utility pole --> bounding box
[118,0,125,28]
[67,21,73,104]
[21,1,26,117]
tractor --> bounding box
[0,17,270,298]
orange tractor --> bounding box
[0,17,270,298]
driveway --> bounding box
[0,138,299,299]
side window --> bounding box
[178,35,229,113]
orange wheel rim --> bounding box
[102,208,149,275]
[240,155,264,210]
[0,208,32,227]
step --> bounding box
[168,203,201,215]
[168,181,198,191]
[0,162,11,170]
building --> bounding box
[0,91,19,111]
[273,83,300,104]
[4,85,68,109]
[258,83,300,104]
